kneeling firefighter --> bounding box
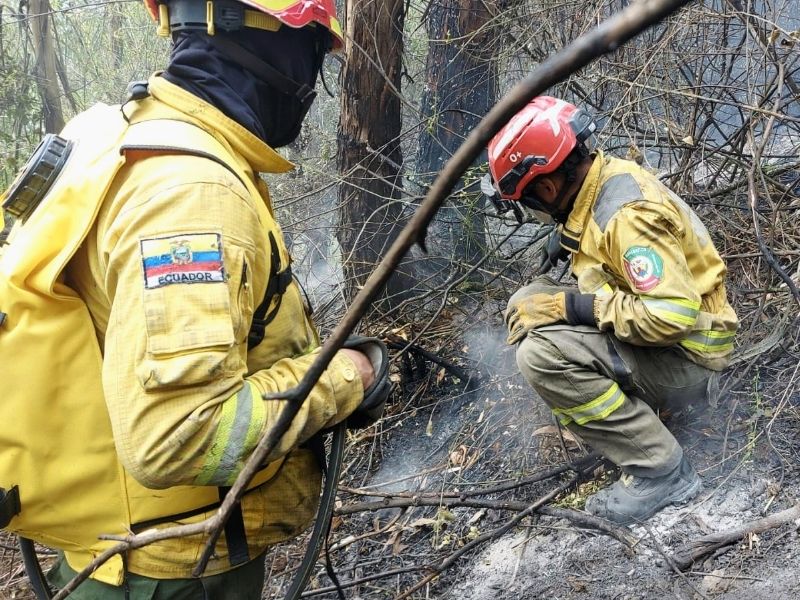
[486,97,738,525]
[0,0,390,597]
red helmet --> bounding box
[487,97,595,201]
[143,0,344,49]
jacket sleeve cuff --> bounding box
[564,293,597,326]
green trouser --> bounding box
[47,552,267,600]
[512,280,718,477]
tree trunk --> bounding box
[337,0,412,307]
[110,4,124,70]
[416,0,498,281]
[29,0,64,133]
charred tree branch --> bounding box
[671,502,800,570]
[340,452,603,499]
[385,333,475,385]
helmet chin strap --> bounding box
[209,35,318,110]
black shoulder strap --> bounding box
[0,486,20,528]
[218,486,250,566]
[247,231,293,350]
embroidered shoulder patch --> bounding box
[141,233,225,289]
[623,246,664,292]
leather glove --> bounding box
[538,228,570,274]
[342,336,391,429]
[504,292,597,344]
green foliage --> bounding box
[0,2,168,187]
[0,60,40,189]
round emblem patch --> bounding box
[623,246,664,292]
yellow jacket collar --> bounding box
[146,74,294,174]
[561,150,605,250]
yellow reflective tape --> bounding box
[680,329,736,353]
[665,297,700,310]
[558,382,619,417]
[195,382,264,486]
[700,330,736,339]
[641,296,700,314]
[642,297,700,327]
[196,396,238,486]
[553,382,626,426]
[574,387,625,425]
[596,283,613,297]
[680,340,735,353]
[650,308,697,326]
[243,382,266,454]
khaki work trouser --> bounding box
[511,279,718,477]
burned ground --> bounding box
[260,311,800,600]
[2,200,799,600]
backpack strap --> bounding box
[0,486,20,528]
[247,231,293,350]
[217,487,250,566]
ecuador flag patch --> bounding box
[141,233,225,289]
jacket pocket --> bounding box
[137,261,238,390]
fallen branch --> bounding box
[385,333,475,385]
[340,452,602,499]
[537,506,637,548]
[299,566,429,598]
[337,455,635,551]
[671,502,800,570]
[336,495,634,549]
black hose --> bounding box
[19,537,53,600]
[283,420,347,600]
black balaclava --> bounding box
[163,24,325,147]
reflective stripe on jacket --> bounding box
[561,151,738,370]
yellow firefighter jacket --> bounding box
[560,151,738,371]
[0,74,363,584]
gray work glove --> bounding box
[343,336,391,429]
[538,228,570,274]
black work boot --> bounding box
[585,456,702,525]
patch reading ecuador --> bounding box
[623,246,664,292]
[141,233,225,289]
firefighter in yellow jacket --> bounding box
[486,97,738,525]
[42,0,389,597]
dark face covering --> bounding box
[163,25,325,147]
[519,189,574,225]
